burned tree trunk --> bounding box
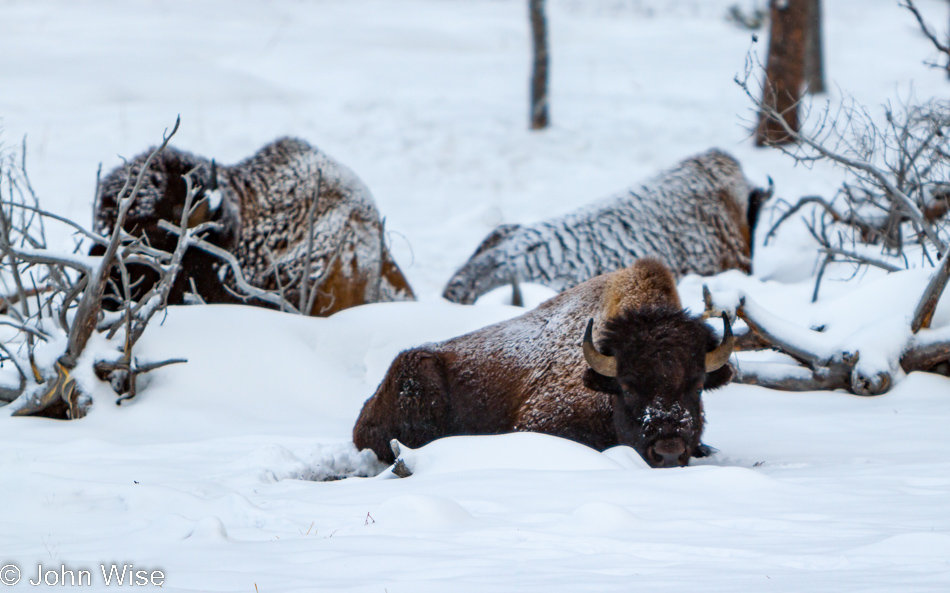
[529,0,549,130]
[756,0,808,146]
[804,0,825,94]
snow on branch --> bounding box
[737,32,950,338]
[0,119,293,419]
[703,266,950,395]
[739,53,950,258]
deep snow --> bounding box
[1,0,949,591]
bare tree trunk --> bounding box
[804,0,825,93]
[756,0,808,146]
[529,0,549,130]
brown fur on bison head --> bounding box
[94,147,239,253]
[583,306,733,468]
[91,147,241,307]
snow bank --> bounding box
[383,432,630,477]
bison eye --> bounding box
[619,383,638,397]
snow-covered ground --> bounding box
[1,0,949,590]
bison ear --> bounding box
[186,197,211,227]
[213,191,242,249]
[703,363,734,390]
[186,160,229,228]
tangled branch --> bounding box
[0,119,294,419]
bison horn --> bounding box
[705,312,736,372]
[583,318,617,378]
[209,159,218,191]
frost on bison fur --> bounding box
[354,258,735,469]
[442,149,765,304]
[93,138,414,315]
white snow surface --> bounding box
[2,0,950,591]
[385,432,633,477]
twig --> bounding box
[62,116,181,369]
[264,244,291,313]
[764,196,841,246]
[157,219,297,312]
[0,201,110,247]
[298,169,322,313]
[812,252,833,303]
[306,227,354,316]
[0,341,30,385]
[0,319,50,341]
[902,1,950,58]
[737,60,947,253]
[912,244,950,332]
[818,247,901,273]
[186,277,206,305]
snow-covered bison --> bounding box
[353,258,735,468]
[92,138,414,315]
[442,149,768,304]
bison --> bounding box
[353,258,735,469]
[92,137,414,315]
[442,148,769,305]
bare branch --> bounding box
[0,341,30,385]
[263,243,292,313]
[299,169,322,313]
[818,247,902,273]
[0,319,50,341]
[185,277,206,305]
[735,298,828,369]
[811,252,833,303]
[732,360,851,392]
[912,247,950,333]
[764,196,841,245]
[0,200,109,247]
[61,117,181,370]
[901,1,950,58]
[157,219,296,312]
[737,63,947,253]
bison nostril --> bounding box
[648,438,687,467]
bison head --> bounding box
[583,308,734,468]
[91,147,241,306]
[93,148,239,253]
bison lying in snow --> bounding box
[353,258,736,469]
[442,149,769,305]
[92,138,414,315]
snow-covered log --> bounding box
[442,149,768,304]
[94,137,415,316]
[703,263,950,395]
